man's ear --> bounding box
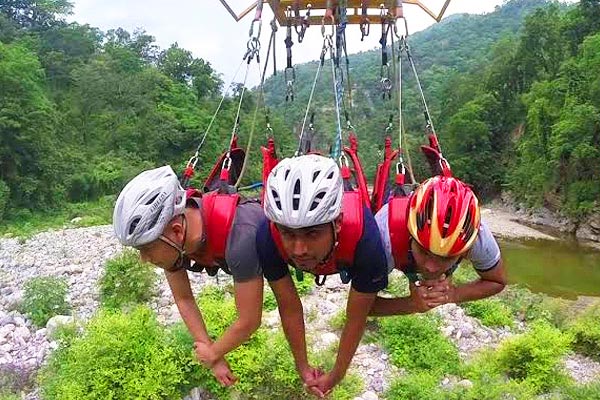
[334,214,343,235]
[169,215,185,241]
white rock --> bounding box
[457,379,473,389]
[321,332,339,347]
[458,323,474,338]
[46,315,75,337]
[362,390,378,400]
[70,217,83,224]
[14,326,31,340]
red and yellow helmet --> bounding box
[407,176,481,257]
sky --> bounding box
[66,0,514,84]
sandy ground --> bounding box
[481,206,557,241]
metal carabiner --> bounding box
[339,153,350,169]
[222,154,232,171]
[249,18,262,40]
[393,17,409,39]
[186,153,199,170]
[321,14,335,38]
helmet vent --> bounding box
[327,171,334,179]
[312,171,320,182]
[147,206,163,230]
[128,217,141,235]
[271,190,282,210]
[463,208,474,240]
[284,168,291,180]
[145,193,160,205]
[442,209,453,237]
[309,191,326,211]
[292,179,301,210]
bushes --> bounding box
[494,322,572,393]
[462,298,514,328]
[377,314,460,376]
[19,276,70,327]
[39,306,186,400]
[0,180,9,221]
[99,249,157,310]
[569,304,600,360]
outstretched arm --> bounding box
[309,289,376,395]
[194,277,263,364]
[166,269,236,386]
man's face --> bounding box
[411,240,460,280]
[138,216,186,272]
[276,222,336,272]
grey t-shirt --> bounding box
[224,200,265,282]
[187,197,264,282]
[374,203,501,272]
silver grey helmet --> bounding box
[113,166,186,247]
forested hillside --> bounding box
[263,0,600,220]
[0,0,294,226]
[1,0,598,228]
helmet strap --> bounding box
[159,214,189,270]
[316,221,338,266]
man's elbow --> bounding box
[238,313,262,336]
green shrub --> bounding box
[262,286,277,311]
[292,271,315,296]
[462,298,514,328]
[385,371,443,400]
[19,276,70,327]
[377,314,460,376]
[195,285,361,399]
[329,309,347,331]
[569,304,600,360]
[497,285,553,323]
[558,382,600,400]
[0,179,9,221]
[495,322,572,393]
[39,306,186,400]
[451,263,480,285]
[99,249,157,310]
[381,271,409,297]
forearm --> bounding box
[332,291,375,380]
[175,297,212,344]
[279,302,309,370]
[369,295,419,316]
[332,314,368,380]
[454,279,505,303]
[210,318,258,360]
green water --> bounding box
[499,238,600,299]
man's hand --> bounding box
[411,275,455,311]
[194,341,218,368]
[211,358,237,387]
[299,364,326,397]
[305,371,342,398]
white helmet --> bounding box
[113,166,186,247]
[264,154,343,228]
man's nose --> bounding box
[290,238,309,256]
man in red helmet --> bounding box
[370,175,507,315]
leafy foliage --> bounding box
[569,303,600,361]
[99,249,157,310]
[19,276,70,327]
[494,322,572,393]
[462,298,514,328]
[39,307,187,400]
[377,314,460,376]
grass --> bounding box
[0,195,114,239]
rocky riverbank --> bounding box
[1,212,599,399]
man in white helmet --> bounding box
[257,154,388,397]
[113,165,266,386]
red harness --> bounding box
[388,194,412,270]
[185,188,240,264]
[269,190,364,277]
